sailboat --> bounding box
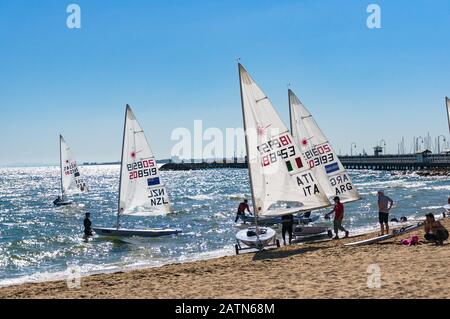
[92,105,182,238]
[54,135,88,206]
[235,64,330,252]
[288,89,360,203]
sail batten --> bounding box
[238,64,330,217]
[59,135,88,195]
[288,89,360,203]
[118,105,171,217]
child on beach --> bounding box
[424,213,449,246]
[324,196,349,240]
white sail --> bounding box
[289,89,360,203]
[446,97,450,134]
[238,64,330,217]
[60,135,88,195]
[118,105,171,216]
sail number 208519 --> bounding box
[127,159,157,180]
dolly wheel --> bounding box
[235,244,239,255]
[276,239,280,248]
[327,230,333,238]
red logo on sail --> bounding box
[301,138,308,146]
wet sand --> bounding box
[1,218,449,299]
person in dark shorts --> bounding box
[281,214,294,245]
[324,196,349,239]
[235,199,252,222]
[377,190,393,235]
[424,213,449,246]
[83,213,93,241]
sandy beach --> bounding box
[1,218,449,299]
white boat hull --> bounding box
[345,222,424,246]
[294,225,331,237]
[92,227,182,238]
[235,227,277,249]
[240,214,319,225]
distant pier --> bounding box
[161,151,450,171]
[160,161,247,171]
[340,151,450,171]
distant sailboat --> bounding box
[235,64,330,252]
[54,135,88,206]
[93,105,182,238]
[288,89,360,204]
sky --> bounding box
[1,0,450,165]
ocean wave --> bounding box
[183,194,216,201]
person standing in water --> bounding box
[281,214,294,245]
[324,196,349,239]
[377,190,394,235]
[83,213,92,241]
[235,199,252,222]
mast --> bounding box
[116,105,129,229]
[288,89,293,136]
[446,97,450,135]
[59,135,64,198]
[238,63,259,230]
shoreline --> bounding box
[0,220,409,289]
[1,218,449,299]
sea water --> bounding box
[0,165,448,286]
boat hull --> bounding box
[240,214,319,225]
[92,227,182,238]
[235,227,276,248]
[293,225,331,237]
[54,200,73,206]
[345,222,424,246]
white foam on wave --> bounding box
[356,180,427,189]
[421,205,445,210]
[185,194,216,201]
[422,185,450,191]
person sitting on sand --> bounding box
[378,190,394,235]
[324,196,349,240]
[424,213,449,246]
[281,214,294,246]
[235,199,252,222]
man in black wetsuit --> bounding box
[281,214,294,245]
[53,195,61,206]
[83,213,92,240]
